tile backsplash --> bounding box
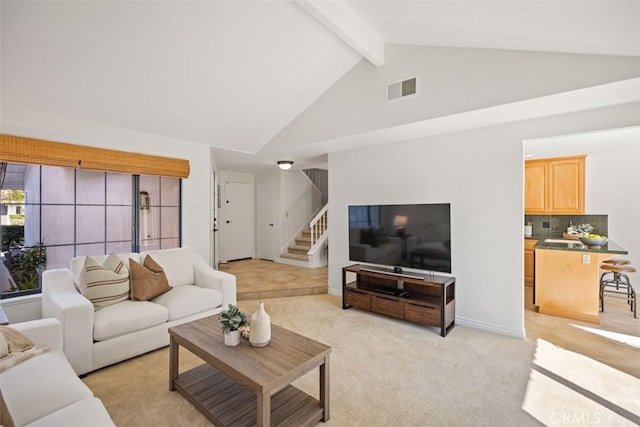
[524,214,608,239]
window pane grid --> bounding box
[136,175,180,253]
[1,164,181,299]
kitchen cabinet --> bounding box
[534,239,627,323]
[524,162,547,213]
[524,239,537,287]
[525,155,585,214]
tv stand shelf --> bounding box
[342,264,455,337]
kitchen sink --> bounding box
[544,238,584,246]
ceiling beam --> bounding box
[295,0,384,67]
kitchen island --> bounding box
[534,239,627,323]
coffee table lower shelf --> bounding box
[174,363,323,427]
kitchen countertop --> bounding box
[534,239,627,255]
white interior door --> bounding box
[257,180,275,260]
[221,180,254,261]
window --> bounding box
[349,205,381,229]
[0,163,181,299]
[138,175,181,250]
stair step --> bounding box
[238,284,328,301]
[303,226,327,233]
[289,244,310,250]
[288,245,309,255]
[302,231,326,239]
[295,237,311,245]
[281,252,309,261]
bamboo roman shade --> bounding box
[0,134,190,178]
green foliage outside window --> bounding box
[13,243,47,290]
[1,225,24,251]
[0,190,25,203]
[2,243,46,293]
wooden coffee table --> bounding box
[169,315,331,427]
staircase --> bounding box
[280,205,328,268]
[281,228,314,261]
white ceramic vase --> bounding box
[249,302,271,347]
[224,329,240,346]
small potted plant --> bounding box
[219,304,247,346]
[575,223,594,236]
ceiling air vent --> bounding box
[386,76,418,102]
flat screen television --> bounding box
[348,203,451,273]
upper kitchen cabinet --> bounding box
[525,155,585,214]
[524,161,548,213]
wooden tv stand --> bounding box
[342,264,455,337]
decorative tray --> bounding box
[562,232,580,240]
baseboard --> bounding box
[455,315,525,339]
[276,257,309,268]
[238,286,328,301]
[328,288,341,297]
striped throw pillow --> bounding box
[79,253,130,310]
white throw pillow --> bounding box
[141,247,194,287]
[78,253,130,310]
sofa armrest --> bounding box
[8,318,63,352]
[192,254,237,307]
[42,269,95,375]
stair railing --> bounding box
[308,204,328,249]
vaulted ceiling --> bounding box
[2,1,639,172]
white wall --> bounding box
[586,149,640,281]
[2,109,213,261]
[279,170,322,251]
[329,102,640,339]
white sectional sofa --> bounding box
[0,318,115,427]
[42,247,236,375]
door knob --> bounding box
[226,220,233,224]
[269,223,274,226]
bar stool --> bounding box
[601,258,631,265]
[600,258,631,291]
[599,263,637,318]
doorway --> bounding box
[257,180,276,261]
[221,180,254,261]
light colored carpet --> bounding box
[83,294,639,426]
